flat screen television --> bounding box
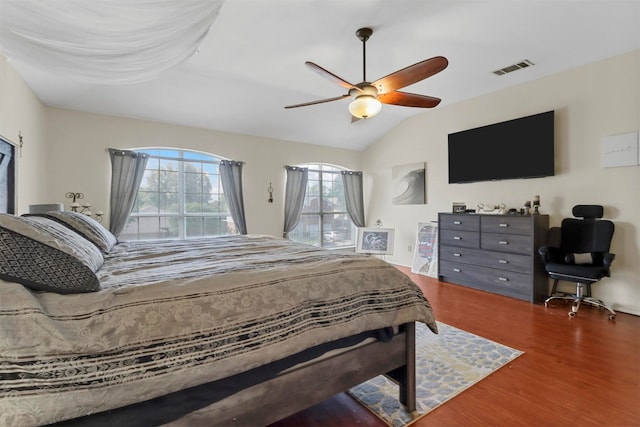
[448,111,555,184]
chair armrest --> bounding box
[538,245,563,264]
[603,252,616,275]
[538,245,550,262]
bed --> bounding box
[0,212,437,426]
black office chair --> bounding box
[538,205,616,320]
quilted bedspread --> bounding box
[0,234,436,426]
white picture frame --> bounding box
[411,222,438,278]
[601,132,639,168]
[356,227,395,255]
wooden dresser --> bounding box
[438,213,549,303]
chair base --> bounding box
[545,280,616,320]
[544,293,616,320]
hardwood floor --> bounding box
[270,266,640,427]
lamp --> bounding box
[349,95,382,119]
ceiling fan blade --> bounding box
[305,62,360,91]
[378,91,441,108]
[284,94,350,109]
[372,56,448,94]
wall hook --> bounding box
[18,131,24,157]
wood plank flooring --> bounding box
[270,266,640,427]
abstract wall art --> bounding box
[392,162,426,205]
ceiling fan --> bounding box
[285,27,448,121]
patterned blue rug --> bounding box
[348,321,523,426]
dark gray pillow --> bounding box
[25,211,118,253]
[0,214,103,294]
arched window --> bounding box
[119,148,234,240]
[288,163,356,248]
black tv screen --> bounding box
[448,111,555,183]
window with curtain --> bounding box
[119,148,234,241]
[288,164,356,248]
[0,137,15,214]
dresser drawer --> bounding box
[439,261,531,296]
[439,229,480,249]
[439,260,482,284]
[480,267,531,295]
[439,214,479,231]
[439,246,486,265]
[440,246,531,273]
[481,216,531,235]
[481,232,531,255]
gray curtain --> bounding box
[219,160,247,235]
[108,149,149,238]
[283,166,308,238]
[341,170,365,227]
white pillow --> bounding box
[26,211,117,253]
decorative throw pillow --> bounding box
[573,253,593,264]
[565,252,593,265]
[0,214,103,293]
[25,211,117,253]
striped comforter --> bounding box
[0,234,436,426]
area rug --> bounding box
[348,321,523,427]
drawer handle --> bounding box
[453,268,461,273]
[453,236,462,240]
[498,277,509,282]
[498,241,509,245]
[453,221,461,225]
[498,259,508,264]
[499,223,509,227]
[453,253,461,257]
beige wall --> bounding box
[363,50,640,315]
[3,50,638,315]
[0,54,48,212]
[43,108,362,237]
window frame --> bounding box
[290,163,356,249]
[121,148,233,241]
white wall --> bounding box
[0,54,48,212]
[43,108,362,237]
[363,50,640,315]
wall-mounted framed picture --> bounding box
[601,132,639,168]
[356,227,395,255]
[392,162,426,205]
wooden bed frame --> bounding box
[167,322,417,426]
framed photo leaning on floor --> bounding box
[411,222,438,278]
[356,227,395,255]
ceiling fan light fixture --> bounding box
[349,95,382,119]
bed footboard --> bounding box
[168,322,418,427]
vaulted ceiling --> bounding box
[1,0,639,150]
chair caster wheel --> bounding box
[608,314,616,320]
[568,311,576,318]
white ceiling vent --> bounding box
[493,59,534,76]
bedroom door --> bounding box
[0,137,15,214]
